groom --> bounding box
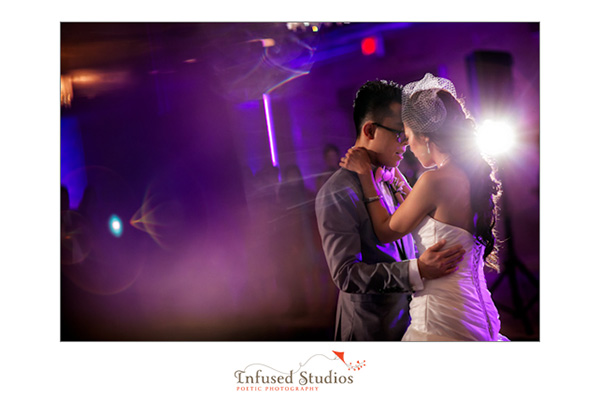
[315,80,464,341]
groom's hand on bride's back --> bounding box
[417,239,465,280]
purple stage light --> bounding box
[262,93,279,167]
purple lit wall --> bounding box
[61,117,87,209]
[61,22,539,341]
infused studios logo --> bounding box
[234,351,366,392]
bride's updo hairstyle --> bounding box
[402,74,502,271]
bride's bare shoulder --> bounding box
[414,168,445,187]
[416,166,469,196]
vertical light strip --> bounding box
[262,93,279,167]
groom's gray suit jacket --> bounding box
[315,168,416,341]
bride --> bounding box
[340,73,508,341]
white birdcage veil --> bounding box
[401,73,458,134]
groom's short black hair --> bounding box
[353,79,403,138]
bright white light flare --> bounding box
[476,119,516,156]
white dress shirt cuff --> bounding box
[408,259,424,291]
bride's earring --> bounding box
[426,141,431,154]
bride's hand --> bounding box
[340,147,372,176]
[392,167,412,194]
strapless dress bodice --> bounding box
[402,216,507,341]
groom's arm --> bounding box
[315,180,462,294]
[316,185,414,294]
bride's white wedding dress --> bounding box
[403,215,508,341]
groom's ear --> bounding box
[363,122,376,139]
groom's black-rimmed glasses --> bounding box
[373,122,407,143]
